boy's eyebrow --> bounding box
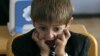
[37,24,47,26]
[37,24,60,26]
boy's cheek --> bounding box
[35,30,44,38]
[38,32,44,39]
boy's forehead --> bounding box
[35,21,65,26]
[34,18,71,26]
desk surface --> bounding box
[0,26,12,54]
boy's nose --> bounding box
[45,31,54,40]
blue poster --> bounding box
[15,1,33,33]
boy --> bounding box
[12,0,90,56]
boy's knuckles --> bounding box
[32,31,39,42]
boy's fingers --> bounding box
[32,31,39,42]
[57,33,65,42]
[55,38,61,45]
[40,39,45,44]
[63,29,71,39]
[32,31,46,45]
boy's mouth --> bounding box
[45,40,55,47]
[45,40,56,51]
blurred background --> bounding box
[0,0,100,56]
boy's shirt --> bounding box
[12,29,90,56]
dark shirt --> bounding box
[12,29,90,56]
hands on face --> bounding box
[32,31,50,55]
[55,28,71,56]
[32,28,71,56]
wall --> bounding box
[71,0,100,14]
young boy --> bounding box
[12,0,90,56]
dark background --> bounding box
[0,0,9,25]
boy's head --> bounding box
[31,0,73,40]
[31,0,73,25]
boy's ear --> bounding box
[66,17,74,28]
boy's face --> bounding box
[34,21,67,41]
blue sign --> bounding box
[15,1,32,33]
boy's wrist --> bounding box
[56,53,68,56]
[41,53,48,56]
[56,51,65,56]
[40,51,49,56]
[56,53,65,56]
[55,47,65,55]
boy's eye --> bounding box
[39,26,47,31]
[53,27,60,32]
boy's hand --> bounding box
[55,29,71,56]
[32,31,50,56]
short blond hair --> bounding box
[31,0,73,24]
